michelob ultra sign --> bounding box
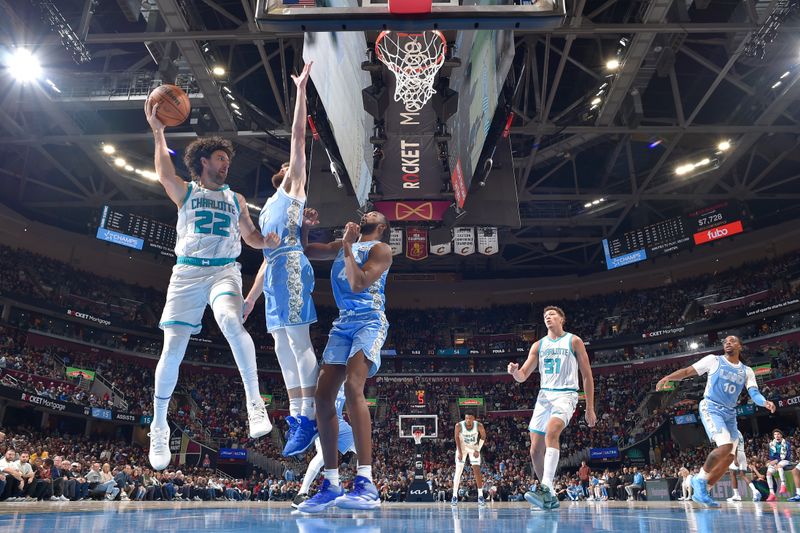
[458,398,484,407]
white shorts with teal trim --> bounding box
[322,311,388,378]
[529,389,579,434]
[159,262,243,335]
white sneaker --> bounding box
[247,400,273,438]
[59,495,69,501]
[50,496,60,501]
[148,425,172,471]
[727,495,742,502]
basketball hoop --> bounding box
[375,30,447,113]
[412,429,424,446]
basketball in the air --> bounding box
[147,84,190,126]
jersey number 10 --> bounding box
[543,358,561,374]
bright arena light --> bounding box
[6,48,42,83]
[114,158,126,167]
[124,164,134,172]
[718,140,731,152]
[606,58,620,70]
[212,66,226,76]
[102,144,116,154]
[591,97,602,106]
[690,342,699,350]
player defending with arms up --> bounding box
[244,63,321,457]
[451,411,487,505]
[297,213,392,513]
[508,306,596,511]
[144,102,278,471]
[656,336,776,507]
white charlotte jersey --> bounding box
[175,182,242,260]
[537,332,579,391]
[458,421,480,450]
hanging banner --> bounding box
[454,227,475,256]
[260,393,272,407]
[65,367,96,381]
[752,363,772,376]
[430,241,452,256]
[476,227,499,255]
[389,228,404,256]
[374,201,451,222]
[379,75,441,198]
[406,227,428,261]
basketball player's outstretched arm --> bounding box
[283,62,314,200]
[243,259,267,322]
[655,365,698,391]
[573,336,597,427]
[476,423,486,457]
[341,222,393,292]
[303,209,343,261]
[145,100,187,207]
[236,193,280,250]
[507,340,540,382]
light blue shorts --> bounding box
[322,311,389,378]
[338,419,355,453]
[263,251,317,332]
[699,399,738,447]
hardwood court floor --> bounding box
[0,499,798,532]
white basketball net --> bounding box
[412,430,424,445]
[376,31,447,113]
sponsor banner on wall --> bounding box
[389,228,404,256]
[453,227,475,256]
[589,447,620,460]
[458,398,484,407]
[476,227,499,255]
[752,363,772,376]
[746,299,800,317]
[374,201,451,222]
[219,448,248,461]
[365,398,378,407]
[66,309,111,327]
[451,160,467,208]
[168,421,217,469]
[777,394,800,408]
[430,241,452,256]
[406,227,428,261]
[375,375,462,384]
[260,393,272,407]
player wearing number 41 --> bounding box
[297,213,392,513]
[144,100,280,471]
[656,336,776,507]
[507,306,596,511]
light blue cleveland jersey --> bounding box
[258,187,304,260]
[537,332,579,391]
[692,355,757,411]
[335,386,347,421]
[331,241,387,312]
[175,183,241,259]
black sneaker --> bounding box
[292,493,310,509]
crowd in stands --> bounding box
[2,244,800,360]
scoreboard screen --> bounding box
[96,206,176,257]
[603,201,747,270]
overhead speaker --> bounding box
[362,85,389,119]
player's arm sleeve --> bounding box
[691,355,718,376]
[745,367,767,407]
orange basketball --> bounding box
[148,84,191,126]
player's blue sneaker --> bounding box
[788,494,800,502]
[451,496,458,506]
[285,415,299,443]
[297,480,344,513]
[334,476,381,510]
[283,416,318,457]
[752,490,762,502]
[691,476,719,508]
[478,496,486,506]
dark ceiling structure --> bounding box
[0,0,799,278]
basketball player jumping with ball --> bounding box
[508,306,596,511]
[144,99,279,471]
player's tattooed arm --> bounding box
[508,340,540,382]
